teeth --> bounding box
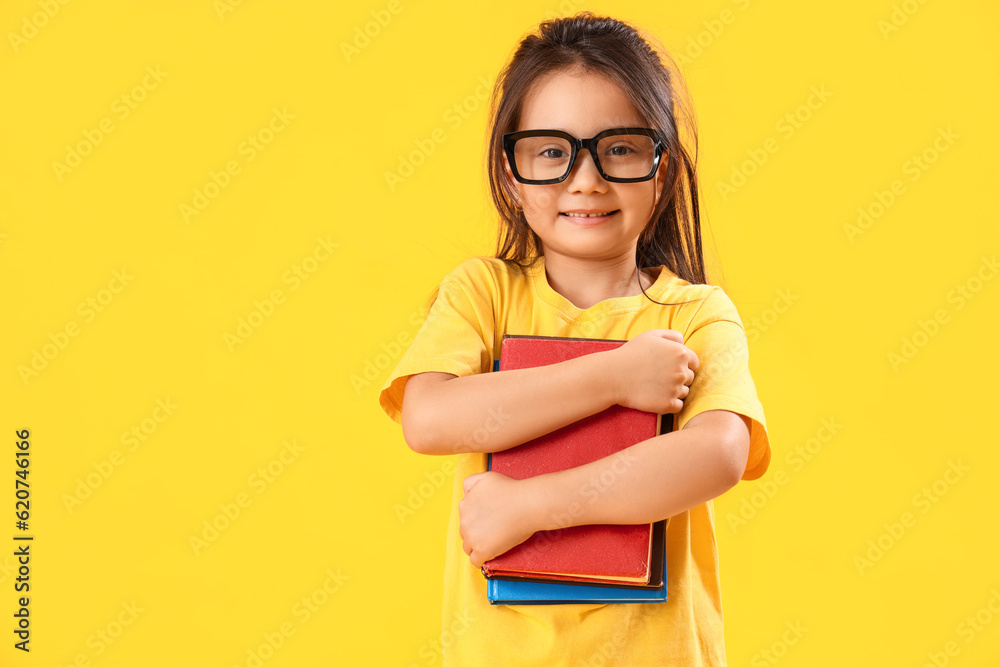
[563,211,615,217]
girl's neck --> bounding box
[541,253,656,310]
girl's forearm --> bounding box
[527,410,751,529]
[401,352,617,455]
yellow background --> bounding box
[1,0,998,665]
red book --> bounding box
[481,335,667,586]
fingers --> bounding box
[465,543,483,567]
[655,329,684,344]
[459,513,473,558]
[652,330,699,371]
[663,397,685,414]
[461,539,485,567]
[685,347,700,371]
[460,474,488,565]
[462,473,485,495]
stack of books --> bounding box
[482,335,670,605]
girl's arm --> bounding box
[458,409,751,567]
[400,329,699,456]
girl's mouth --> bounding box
[560,210,619,218]
[560,210,619,225]
[559,209,620,224]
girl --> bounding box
[379,11,770,666]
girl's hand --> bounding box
[606,329,699,414]
[459,472,542,568]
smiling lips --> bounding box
[559,209,618,218]
[560,209,620,224]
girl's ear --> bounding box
[653,157,669,205]
[502,154,522,208]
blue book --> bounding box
[487,522,667,604]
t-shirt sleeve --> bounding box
[676,287,771,481]
[378,262,495,425]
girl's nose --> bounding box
[566,150,607,192]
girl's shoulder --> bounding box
[440,256,537,293]
[654,266,725,301]
[418,257,528,317]
[445,256,533,279]
[653,272,744,328]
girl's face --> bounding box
[504,67,668,266]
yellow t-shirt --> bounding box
[379,255,771,666]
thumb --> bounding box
[463,472,486,495]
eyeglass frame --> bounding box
[502,127,666,185]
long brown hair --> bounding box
[485,12,706,297]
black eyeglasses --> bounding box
[502,127,665,184]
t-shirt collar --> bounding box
[528,255,673,316]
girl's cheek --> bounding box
[531,188,558,210]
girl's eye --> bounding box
[606,144,635,157]
[540,148,568,159]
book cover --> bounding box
[487,513,667,586]
[487,520,667,605]
[482,334,664,586]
